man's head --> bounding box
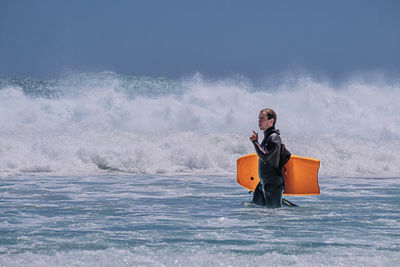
[258,108,277,131]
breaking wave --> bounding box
[0,72,399,177]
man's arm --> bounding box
[252,137,281,168]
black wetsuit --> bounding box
[252,127,284,208]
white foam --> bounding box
[0,246,398,267]
[0,73,399,177]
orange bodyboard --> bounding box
[237,153,320,195]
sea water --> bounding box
[1,73,400,266]
[1,174,399,266]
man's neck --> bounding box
[264,126,275,135]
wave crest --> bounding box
[0,72,399,177]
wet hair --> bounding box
[260,108,277,127]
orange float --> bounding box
[237,153,320,195]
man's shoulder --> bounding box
[267,132,282,143]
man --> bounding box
[249,108,285,208]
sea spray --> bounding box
[0,72,399,176]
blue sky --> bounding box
[0,0,399,81]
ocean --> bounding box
[0,72,399,266]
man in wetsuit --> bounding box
[249,108,285,208]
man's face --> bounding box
[258,111,274,131]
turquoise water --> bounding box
[1,73,400,265]
[1,174,399,266]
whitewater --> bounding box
[0,72,399,177]
[1,72,399,266]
